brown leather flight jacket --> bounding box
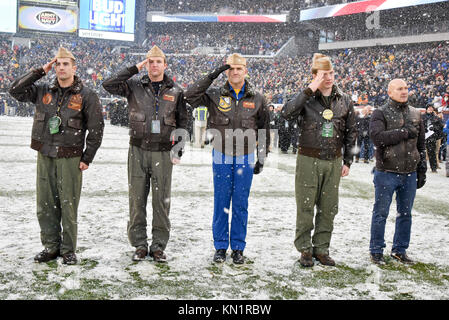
[281,86,357,167]
[185,76,270,157]
[102,66,187,152]
[9,68,104,164]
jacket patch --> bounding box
[42,93,52,105]
[218,96,231,112]
[163,94,175,102]
[243,101,255,109]
[68,94,82,111]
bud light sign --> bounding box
[89,0,126,32]
[79,0,136,41]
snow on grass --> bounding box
[0,116,449,300]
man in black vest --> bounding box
[9,47,104,265]
[103,46,188,263]
[369,78,426,265]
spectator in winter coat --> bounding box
[422,105,444,172]
[443,117,449,177]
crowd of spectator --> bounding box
[147,0,294,14]
[146,23,292,55]
[1,35,448,117]
[146,0,359,14]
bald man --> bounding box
[368,79,426,265]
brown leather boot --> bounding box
[313,253,335,266]
[132,247,148,261]
[299,251,314,267]
[62,252,78,265]
[150,250,167,263]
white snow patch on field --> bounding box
[1,116,448,300]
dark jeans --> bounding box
[370,170,417,255]
[357,134,371,160]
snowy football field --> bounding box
[1,116,448,300]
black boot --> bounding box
[370,253,385,265]
[34,249,60,263]
[213,249,226,263]
[231,250,244,264]
[391,252,414,264]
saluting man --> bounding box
[281,53,356,267]
[102,46,188,263]
[9,47,104,265]
[185,53,270,264]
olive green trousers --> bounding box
[127,145,173,253]
[294,154,342,255]
[36,152,82,255]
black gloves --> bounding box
[208,64,231,80]
[253,161,263,175]
[417,170,426,189]
[404,121,418,139]
[204,136,214,145]
[416,155,427,189]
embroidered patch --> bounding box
[163,94,175,102]
[42,93,52,105]
[218,96,231,112]
[68,94,82,111]
[243,101,255,109]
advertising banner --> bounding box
[79,0,136,41]
[0,1,18,33]
[148,14,287,23]
[18,5,78,33]
[299,0,448,21]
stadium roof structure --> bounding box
[299,0,448,21]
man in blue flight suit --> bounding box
[185,53,270,264]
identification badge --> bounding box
[49,116,61,134]
[152,120,161,134]
[322,122,333,138]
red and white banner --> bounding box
[300,0,448,21]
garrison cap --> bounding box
[226,53,247,66]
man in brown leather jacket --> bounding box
[185,53,270,264]
[368,79,426,265]
[281,53,356,267]
[102,46,188,263]
[9,47,104,265]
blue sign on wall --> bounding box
[79,0,135,41]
